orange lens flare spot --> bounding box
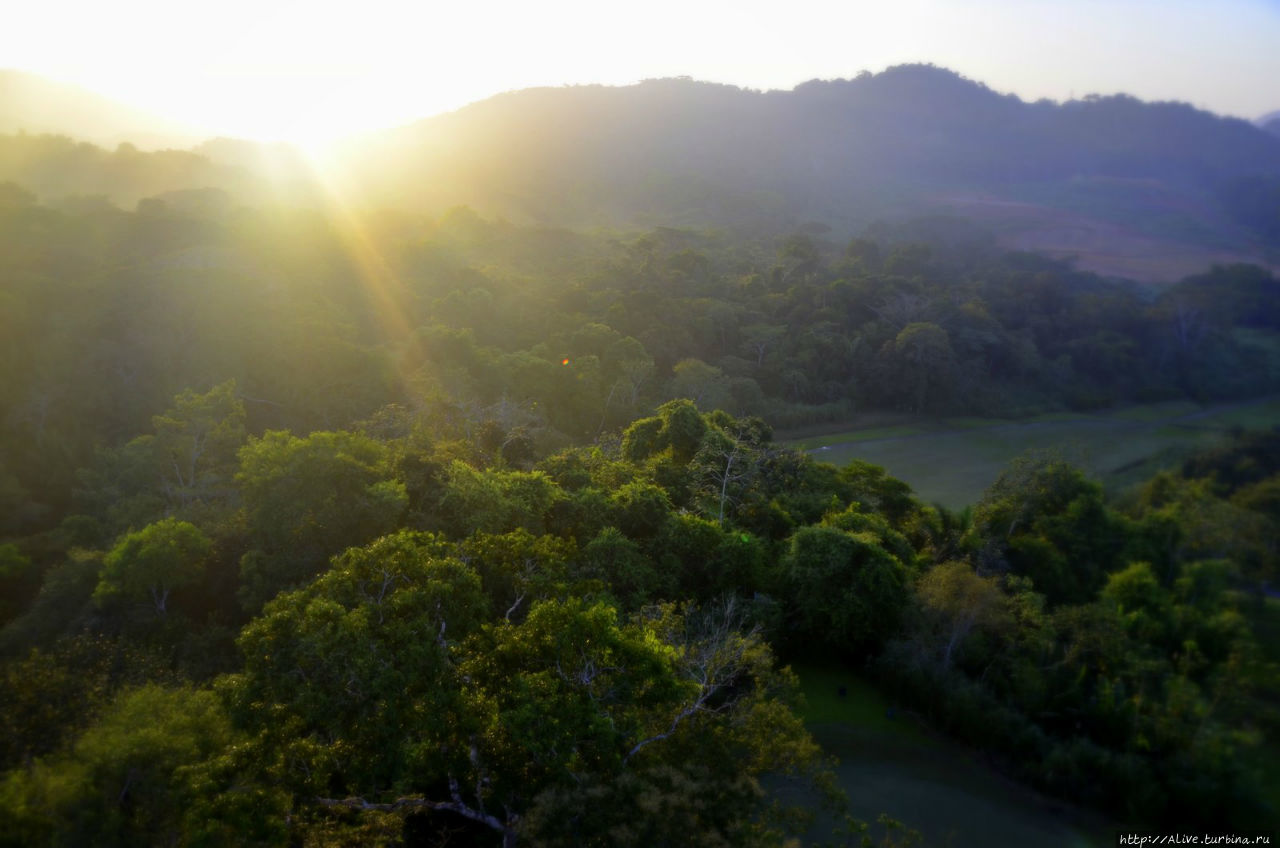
[562,358,570,365]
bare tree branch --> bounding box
[504,592,525,622]
[624,597,756,764]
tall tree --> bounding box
[94,518,212,618]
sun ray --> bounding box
[287,148,426,410]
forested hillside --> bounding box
[5,190,1280,532]
[1,178,1278,844]
[3,62,1280,846]
[345,66,1280,240]
[0,70,201,150]
[4,65,1280,277]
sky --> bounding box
[5,0,1279,143]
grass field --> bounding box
[780,402,1280,841]
[784,397,1280,510]
[788,664,1109,848]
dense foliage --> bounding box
[2,374,1277,843]
[5,185,1280,541]
[2,153,1279,843]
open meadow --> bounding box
[784,666,1109,848]
[787,397,1280,509]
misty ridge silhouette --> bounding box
[3,63,1279,269]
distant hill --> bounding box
[1259,111,1280,138]
[330,65,1280,279]
[0,132,257,209]
[347,67,1280,217]
[0,69,203,149]
[3,65,1279,281]
[0,77,315,208]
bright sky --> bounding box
[5,0,1279,143]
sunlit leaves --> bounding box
[235,429,407,610]
[94,518,212,618]
[436,461,562,538]
[0,685,235,848]
[227,530,485,795]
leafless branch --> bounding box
[504,593,525,622]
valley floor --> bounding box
[786,666,1111,848]
[784,397,1280,509]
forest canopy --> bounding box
[1,95,1279,844]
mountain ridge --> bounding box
[353,66,1280,207]
[3,64,1278,281]
[0,68,204,149]
[1259,110,1280,138]
[331,65,1280,279]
